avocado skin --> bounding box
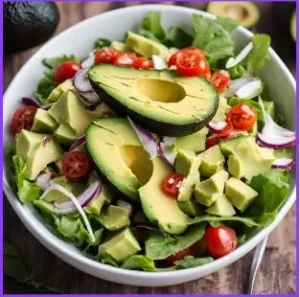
[89,79,219,137]
[4,2,60,53]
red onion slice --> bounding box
[257,114,295,148]
[208,120,227,132]
[69,135,85,152]
[225,77,254,98]
[77,90,101,106]
[127,117,158,160]
[81,51,95,69]
[36,172,52,190]
[157,142,177,166]
[272,158,294,170]
[74,69,93,92]
[21,97,41,107]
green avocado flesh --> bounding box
[88,65,219,136]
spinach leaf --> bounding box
[122,255,156,271]
[140,11,165,41]
[174,256,213,269]
[163,26,193,49]
[94,38,111,49]
[145,223,205,260]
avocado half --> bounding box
[207,1,260,29]
[88,65,219,136]
[4,2,60,53]
[290,11,296,42]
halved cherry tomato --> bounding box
[133,57,153,69]
[168,47,205,67]
[10,106,38,135]
[209,118,233,138]
[62,151,92,181]
[54,61,81,84]
[205,225,237,259]
[176,49,210,78]
[228,103,257,130]
[162,172,184,197]
[206,135,220,149]
[210,70,230,93]
[166,247,191,266]
[94,47,119,65]
[114,52,137,67]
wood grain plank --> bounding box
[3,2,296,294]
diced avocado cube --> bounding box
[53,123,77,145]
[99,228,141,263]
[219,135,249,156]
[194,170,229,206]
[199,145,225,177]
[206,194,236,217]
[111,41,127,52]
[31,109,58,133]
[174,128,208,154]
[225,177,258,212]
[85,184,114,215]
[100,205,130,231]
[47,79,74,103]
[92,102,116,118]
[175,150,196,176]
[125,31,169,59]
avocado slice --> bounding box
[31,108,58,133]
[139,157,190,235]
[207,2,260,29]
[47,79,74,103]
[225,177,258,212]
[206,194,236,217]
[86,118,152,200]
[125,31,169,59]
[290,11,296,41]
[99,228,141,263]
[16,130,62,180]
[88,65,219,136]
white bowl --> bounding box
[3,4,296,287]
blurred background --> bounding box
[4,1,296,294]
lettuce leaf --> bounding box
[140,11,165,41]
[94,38,111,49]
[145,223,206,260]
[163,26,193,49]
[12,155,42,203]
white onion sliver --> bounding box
[81,51,95,69]
[235,79,262,99]
[162,136,176,147]
[272,158,293,167]
[40,184,97,243]
[226,42,253,69]
[159,142,177,166]
[152,55,167,70]
[127,117,158,159]
[74,69,93,92]
[225,77,254,98]
[36,172,52,190]
[208,120,227,131]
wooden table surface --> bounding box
[4,2,296,294]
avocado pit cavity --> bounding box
[135,78,186,103]
[120,145,153,184]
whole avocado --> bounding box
[4,2,60,53]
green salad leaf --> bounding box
[192,15,238,62]
[245,170,291,225]
[12,155,42,203]
[247,34,271,74]
[145,223,205,260]
[121,255,156,271]
[174,256,213,269]
[163,26,193,49]
[227,64,246,79]
[94,38,111,49]
[36,55,79,103]
[140,11,166,41]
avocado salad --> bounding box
[7,12,295,271]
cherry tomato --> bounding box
[62,151,93,181]
[228,103,257,130]
[205,225,237,259]
[166,247,191,266]
[114,52,137,67]
[133,57,153,69]
[94,47,119,65]
[176,49,210,78]
[162,172,185,197]
[206,135,220,149]
[54,61,81,85]
[10,106,38,135]
[168,47,205,67]
[210,70,230,93]
[209,118,233,138]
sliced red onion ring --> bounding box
[208,120,227,132]
[42,136,52,147]
[257,114,295,148]
[235,79,263,99]
[69,135,85,152]
[36,172,52,190]
[225,77,254,98]
[81,51,95,69]
[272,158,294,170]
[226,42,253,69]
[152,55,167,70]
[40,182,101,243]
[74,69,93,92]
[77,90,101,106]
[116,200,133,216]
[158,142,177,166]
[162,136,176,147]
[21,97,41,107]
[40,103,54,110]
[127,117,158,159]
